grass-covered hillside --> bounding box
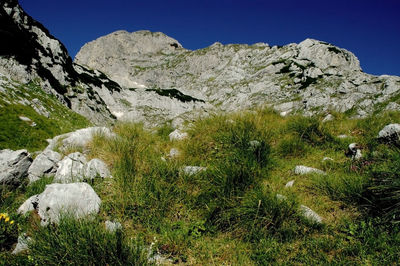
[1,107,400,265]
[0,77,90,152]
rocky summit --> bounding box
[75,30,400,126]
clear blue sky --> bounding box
[19,0,400,76]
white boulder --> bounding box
[28,149,62,183]
[18,183,101,226]
[0,149,32,186]
[53,152,87,183]
[84,159,111,179]
[378,123,400,143]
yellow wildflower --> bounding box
[5,217,10,222]
[10,221,14,225]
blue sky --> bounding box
[19,0,400,76]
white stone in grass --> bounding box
[0,149,32,186]
[12,234,32,254]
[322,114,334,123]
[84,158,111,179]
[169,148,180,159]
[285,180,295,188]
[337,134,348,139]
[294,165,326,175]
[322,157,334,162]
[300,205,322,224]
[18,116,31,122]
[105,220,122,232]
[38,183,100,225]
[169,129,188,141]
[183,166,207,176]
[276,194,287,201]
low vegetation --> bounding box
[1,107,400,264]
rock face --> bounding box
[28,149,62,183]
[0,0,118,124]
[18,182,101,225]
[84,159,111,179]
[75,30,400,126]
[0,149,31,185]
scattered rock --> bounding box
[46,127,115,153]
[105,220,122,232]
[18,116,31,122]
[18,182,101,225]
[377,123,400,144]
[322,157,334,162]
[182,166,207,176]
[84,159,111,179]
[249,140,261,150]
[300,205,322,224]
[28,149,62,183]
[337,134,348,139]
[345,143,362,160]
[285,180,295,188]
[169,129,188,141]
[0,149,32,186]
[322,114,334,123]
[294,165,326,175]
[276,193,287,201]
[12,234,32,255]
[53,152,87,183]
[168,148,180,159]
[17,195,40,214]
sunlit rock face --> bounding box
[75,30,400,127]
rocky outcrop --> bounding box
[0,149,31,186]
[18,182,101,225]
[0,0,118,124]
[75,31,400,126]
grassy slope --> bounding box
[0,79,90,152]
[1,108,400,265]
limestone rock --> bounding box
[294,165,326,175]
[84,159,111,179]
[53,152,87,183]
[168,148,181,159]
[28,149,62,183]
[46,127,115,152]
[18,194,40,214]
[0,149,32,186]
[105,220,122,232]
[182,166,207,176]
[12,234,32,255]
[18,182,101,226]
[169,129,188,141]
[300,205,322,224]
[285,180,295,188]
[377,123,400,143]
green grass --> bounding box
[2,107,400,264]
[0,81,90,152]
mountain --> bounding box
[0,0,119,124]
[75,30,400,126]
